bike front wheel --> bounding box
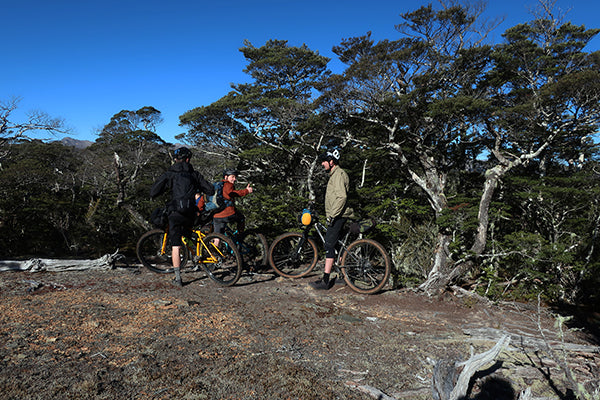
[268,232,318,278]
[340,238,391,294]
[136,229,189,274]
[198,232,242,286]
[237,229,269,271]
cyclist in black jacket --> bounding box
[150,147,214,287]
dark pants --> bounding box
[324,217,346,258]
[213,212,246,235]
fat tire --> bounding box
[136,229,189,274]
[268,232,318,278]
[340,238,391,294]
[199,232,242,286]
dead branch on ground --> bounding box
[0,251,122,272]
[431,335,511,400]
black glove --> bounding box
[326,216,333,226]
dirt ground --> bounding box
[1,263,599,400]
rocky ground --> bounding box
[0,263,599,399]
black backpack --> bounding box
[171,170,198,211]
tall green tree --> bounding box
[180,39,331,193]
[448,6,600,300]
[439,6,600,292]
[179,40,332,230]
[321,2,499,292]
[320,1,600,294]
[96,106,165,145]
[88,107,168,229]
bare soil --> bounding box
[1,264,599,400]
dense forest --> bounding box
[1,2,599,308]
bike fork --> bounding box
[292,234,309,259]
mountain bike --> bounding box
[136,226,242,286]
[222,225,269,272]
[268,208,391,294]
[198,220,269,272]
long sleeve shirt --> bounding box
[325,166,352,220]
[213,180,251,218]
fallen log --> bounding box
[0,251,122,272]
[432,335,511,400]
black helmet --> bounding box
[223,168,239,177]
[318,149,341,163]
[174,147,192,160]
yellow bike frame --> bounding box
[159,228,224,264]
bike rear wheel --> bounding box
[136,229,189,274]
[268,232,318,278]
[237,229,269,271]
[340,238,391,294]
[198,232,242,286]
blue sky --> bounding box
[3,0,600,144]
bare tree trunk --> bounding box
[304,133,325,202]
[420,168,504,293]
[418,153,522,294]
[586,211,600,264]
[114,152,126,206]
[112,149,153,231]
[403,155,454,295]
[305,157,318,202]
[471,170,501,254]
[360,158,368,188]
[419,232,452,295]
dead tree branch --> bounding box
[432,335,511,400]
[0,251,122,272]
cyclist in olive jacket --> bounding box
[310,149,353,290]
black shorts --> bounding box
[324,217,346,258]
[168,209,195,247]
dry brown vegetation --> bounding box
[1,265,599,399]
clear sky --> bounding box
[3,0,600,144]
